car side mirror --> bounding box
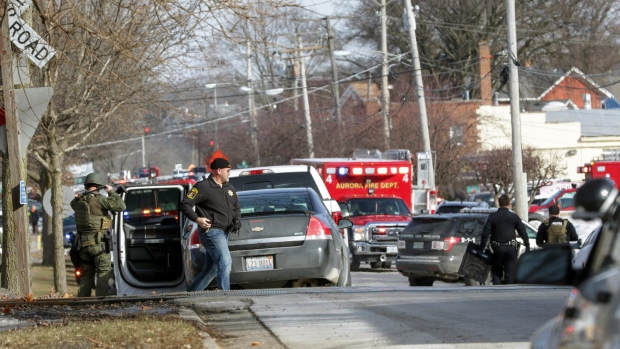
[338,219,353,229]
[515,244,574,285]
[338,202,350,217]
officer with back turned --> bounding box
[70,173,126,297]
[479,195,530,284]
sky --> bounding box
[299,0,335,16]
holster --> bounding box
[103,231,111,254]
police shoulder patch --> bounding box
[187,187,199,199]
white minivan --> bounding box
[112,184,190,296]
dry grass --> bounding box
[0,253,206,349]
[0,315,204,349]
[30,251,79,298]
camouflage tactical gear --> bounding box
[70,185,125,297]
[84,173,105,187]
[78,244,112,297]
[545,219,568,243]
[72,192,111,246]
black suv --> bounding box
[435,201,489,214]
[396,209,537,286]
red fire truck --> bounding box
[290,156,413,270]
[578,160,620,188]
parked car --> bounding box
[516,178,620,349]
[112,183,190,296]
[62,215,77,248]
[188,166,207,181]
[171,169,188,179]
[111,182,351,296]
[228,165,342,224]
[435,200,489,214]
[572,225,601,269]
[396,208,539,286]
[183,188,352,289]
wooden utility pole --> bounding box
[404,0,434,189]
[297,34,314,158]
[1,8,31,296]
[325,17,343,142]
[380,0,391,150]
[507,0,527,219]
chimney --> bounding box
[479,41,492,105]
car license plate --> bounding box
[431,241,444,250]
[387,246,397,253]
[413,242,424,249]
[397,240,406,249]
[246,256,274,271]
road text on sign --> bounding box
[7,0,56,68]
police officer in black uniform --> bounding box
[480,195,530,284]
[179,158,241,291]
[536,204,579,246]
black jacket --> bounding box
[536,216,579,246]
[179,176,241,231]
[480,207,530,248]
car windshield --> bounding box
[540,190,565,206]
[123,188,181,226]
[405,218,452,235]
[347,198,410,215]
[229,172,321,193]
[239,191,314,216]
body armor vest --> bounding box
[74,192,111,246]
[546,219,568,244]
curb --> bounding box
[178,308,220,349]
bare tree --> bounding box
[340,0,620,99]
[8,0,300,295]
[522,148,567,204]
[465,146,568,207]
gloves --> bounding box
[525,245,531,253]
[231,219,242,232]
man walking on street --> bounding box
[536,204,579,246]
[180,158,241,291]
[480,195,530,284]
[29,205,40,234]
[71,173,126,297]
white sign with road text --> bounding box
[7,0,56,68]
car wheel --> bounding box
[337,253,351,287]
[408,276,434,286]
[350,259,361,271]
[370,261,382,269]
[382,261,392,269]
[464,274,492,286]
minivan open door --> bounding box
[113,184,188,296]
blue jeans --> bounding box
[187,228,231,291]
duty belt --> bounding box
[491,239,516,247]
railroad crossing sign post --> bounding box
[7,0,56,68]
[1,0,56,296]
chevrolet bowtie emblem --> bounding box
[251,227,264,232]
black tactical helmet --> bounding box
[573,178,617,220]
[84,173,105,188]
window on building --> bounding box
[450,125,463,146]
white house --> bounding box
[476,106,620,181]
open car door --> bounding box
[113,184,188,296]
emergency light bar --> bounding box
[461,208,498,214]
[340,166,409,176]
[238,169,275,176]
[577,166,591,174]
